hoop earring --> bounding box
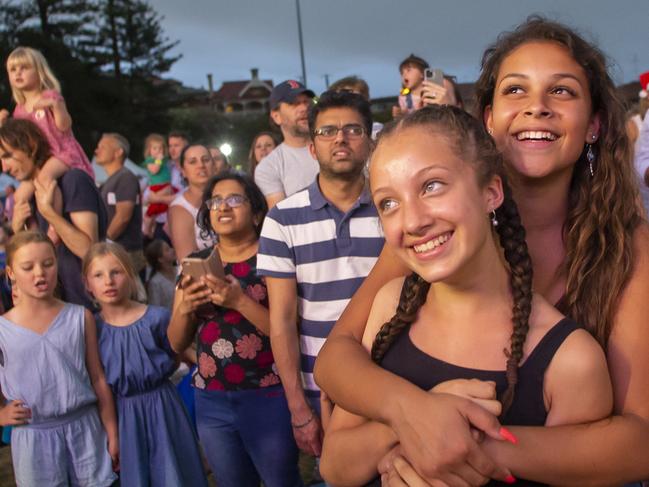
[586,144,595,177]
[491,210,498,227]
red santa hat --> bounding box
[639,71,649,99]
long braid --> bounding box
[494,180,534,416]
[371,273,431,364]
[373,105,535,415]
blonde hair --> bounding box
[7,47,61,105]
[144,133,167,159]
[82,242,139,301]
[6,231,56,268]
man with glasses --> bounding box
[257,91,384,462]
[254,80,318,208]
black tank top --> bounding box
[365,318,580,487]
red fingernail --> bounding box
[504,474,517,484]
[500,426,518,444]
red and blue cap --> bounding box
[270,80,315,110]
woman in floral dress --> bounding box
[168,173,302,487]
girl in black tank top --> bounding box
[320,106,612,486]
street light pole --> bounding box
[295,0,307,85]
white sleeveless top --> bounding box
[169,191,216,251]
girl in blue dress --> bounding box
[0,231,118,486]
[83,241,207,487]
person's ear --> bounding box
[308,141,317,160]
[586,112,601,144]
[270,109,282,126]
[483,105,494,136]
[484,174,504,213]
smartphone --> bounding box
[181,248,225,282]
[424,68,444,87]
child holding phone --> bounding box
[394,54,429,117]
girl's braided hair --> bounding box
[370,105,533,414]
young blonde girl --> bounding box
[141,133,174,238]
[2,47,93,230]
[83,242,207,486]
[320,106,613,486]
[0,231,117,486]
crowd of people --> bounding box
[0,14,647,487]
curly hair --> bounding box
[474,16,642,346]
[370,105,533,415]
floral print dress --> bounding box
[190,249,279,391]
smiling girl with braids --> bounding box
[316,17,649,486]
[319,105,613,486]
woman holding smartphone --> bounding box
[167,172,302,487]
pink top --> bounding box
[13,90,93,179]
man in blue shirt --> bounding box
[258,91,384,457]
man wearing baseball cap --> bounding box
[255,80,318,208]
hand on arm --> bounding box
[11,200,33,233]
[0,399,31,426]
[146,187,175,205]
[484,226,649,486]
[203,274,270,335]
[147,163,161,175]
[320,279,404,484]
[84,310,119,471]
[315,261,511,484]
[34,179,98,258]
[266,275,322,455]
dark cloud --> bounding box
[152,0,649,97]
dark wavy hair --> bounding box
[474,16,642,347]
[370,105,533,416]
[308,90,373,138]
[196,172,268,240]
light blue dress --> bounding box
[0,303,116,486]
[96,305,207,487]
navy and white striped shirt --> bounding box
[257,179,384,398]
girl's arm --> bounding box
[203,274,270,335]
[483,225,649,486]
[320,278,510,485]
[83,310,119,470]
[315,245,509,483]
[320,278,402,485]
[168,205,198,261]
[0,387,31,426]
[167,277,212,353]
[45,94,72,132]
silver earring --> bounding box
[491,210,498,227]
[586,144,595,177]
[488,128,493,135]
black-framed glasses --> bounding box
[205,194,248,210]
[313,124,365,140]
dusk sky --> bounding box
[152,0,649,98]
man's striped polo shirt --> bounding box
[257,179,384,400]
